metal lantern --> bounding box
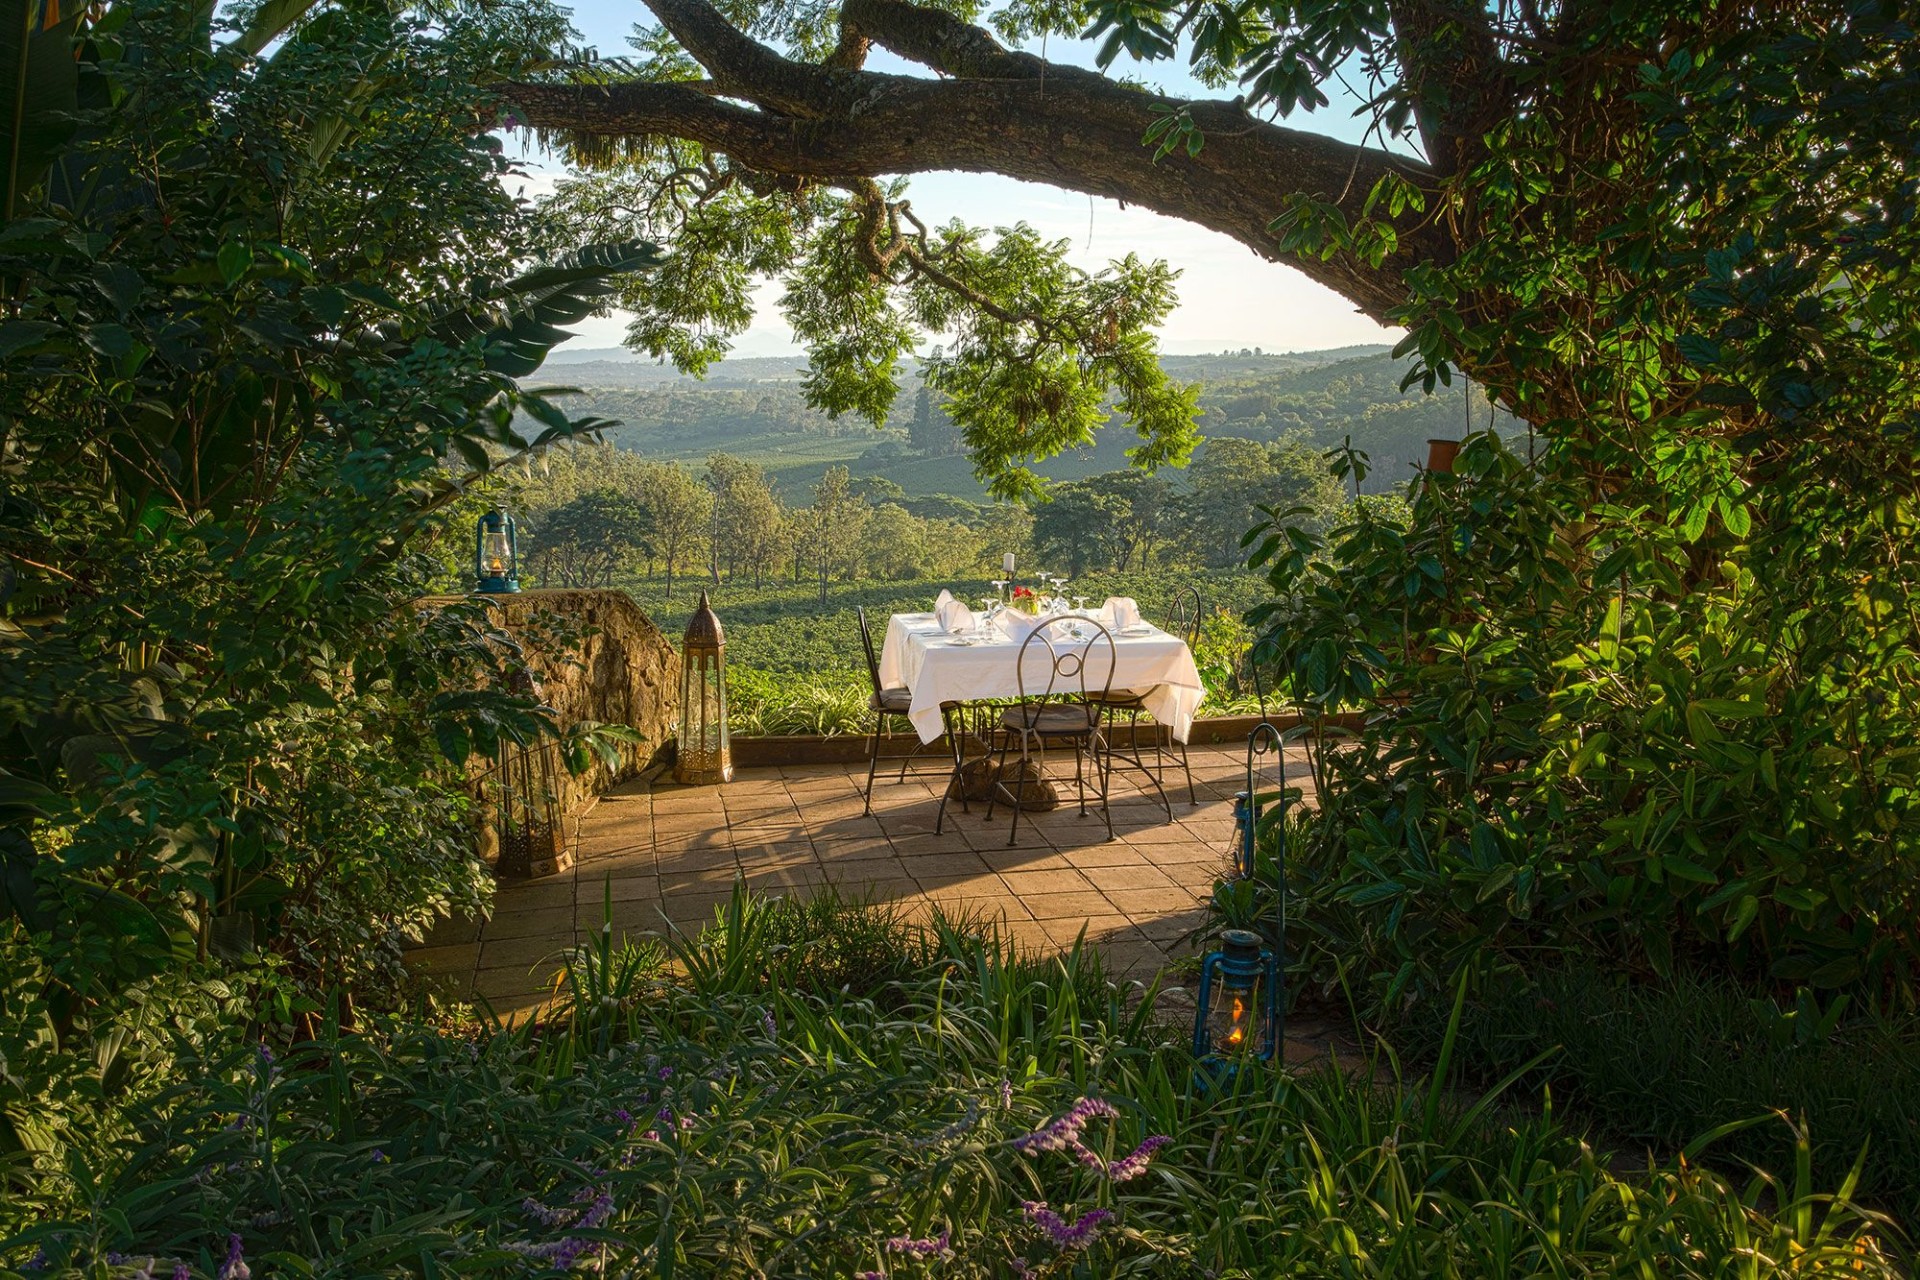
[1193,928,1281,1064]
[493,666,566,877]
[474,508,521,594]
[674,590,732,784]
[495,734,566,877]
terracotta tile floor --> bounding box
[412,743,1350,1064]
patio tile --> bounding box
[815,836,898,861]
[1021,890,1117,921]
[1085,863,1181,891]
[583,872,662,904]
[1059,843,1153,869]
[997,867,1094,897]
[406,942,479,975]
[478,934,577,971]
[902,850,994,879]
[658,845,739,872]
[483,904,580,942]
[1102,885,1203,917]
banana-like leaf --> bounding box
[430,240,665,378]
[0,1,82,220]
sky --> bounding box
[513,1,1405,358]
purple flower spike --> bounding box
[172,1266,191,1280]
[657,1065,674,1081]
[855,1272,887,1280]
[579,1192,615,1230]
[1011,1097,1118,1154]
[763,1008,778,1037]
[1103,1135,1171,1182]
[218,1234,250,1280]
[999,1077,1013,1110]
[1022,1201,1112,1250]
[883,1228,951,1257]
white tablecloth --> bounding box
[877,612,1206,744]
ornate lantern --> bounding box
[495,735,566,877]
[493,666,567,877]
[474,508,521,594]
[674,590,732,784]
[1192,929,1281,1064]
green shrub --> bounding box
[2,892,1902,1277]
[1395,966,1920,1223]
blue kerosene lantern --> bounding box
[1192,929,1280,1064]
[474,508,521,594]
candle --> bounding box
[1003,552,1016,573]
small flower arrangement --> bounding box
[1008,585,1038,614]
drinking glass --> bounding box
[1073,595,1089,613]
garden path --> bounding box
[411,745,1357,1067]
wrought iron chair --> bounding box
[856,607,965,818]
[984,616,1118,846]
[1086,586,1201,810]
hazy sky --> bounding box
[517,1,1405,357]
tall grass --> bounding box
[4,887,1903,1277]
[1398,964,1920,1222]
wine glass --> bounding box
[1073,594,1089,613]
[990,578,1008,602]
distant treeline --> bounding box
[502,436,1376,600]
[554,348,1519,500]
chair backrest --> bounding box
[855,606,885,695]
[1167,586,1204,648]
[1013,615,1117,724]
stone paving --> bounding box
[410,743,1338,1057]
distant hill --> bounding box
[530,344,1514,501]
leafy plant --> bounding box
[1,891,1902,1276]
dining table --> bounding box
[876,609,1207,746]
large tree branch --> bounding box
[508,0,1436,320]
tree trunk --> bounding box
[500,0,1439,323]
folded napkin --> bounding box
[994,609,1039,643]
[1104,596,1143,631]
[935,596,976,633]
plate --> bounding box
[1118,624,1156,637]
[942,635,982,647]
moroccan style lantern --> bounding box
[674,590,732,784]
[495,734,566,877]
[493,666,566,877]
[474,508,521,594]
[1192,929,1280,1064]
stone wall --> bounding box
[439,589,680,877]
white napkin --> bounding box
[1104,596,1142,631]
[934,589,954,610]
[1000,610,1046,643]
[936,596,975,633]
